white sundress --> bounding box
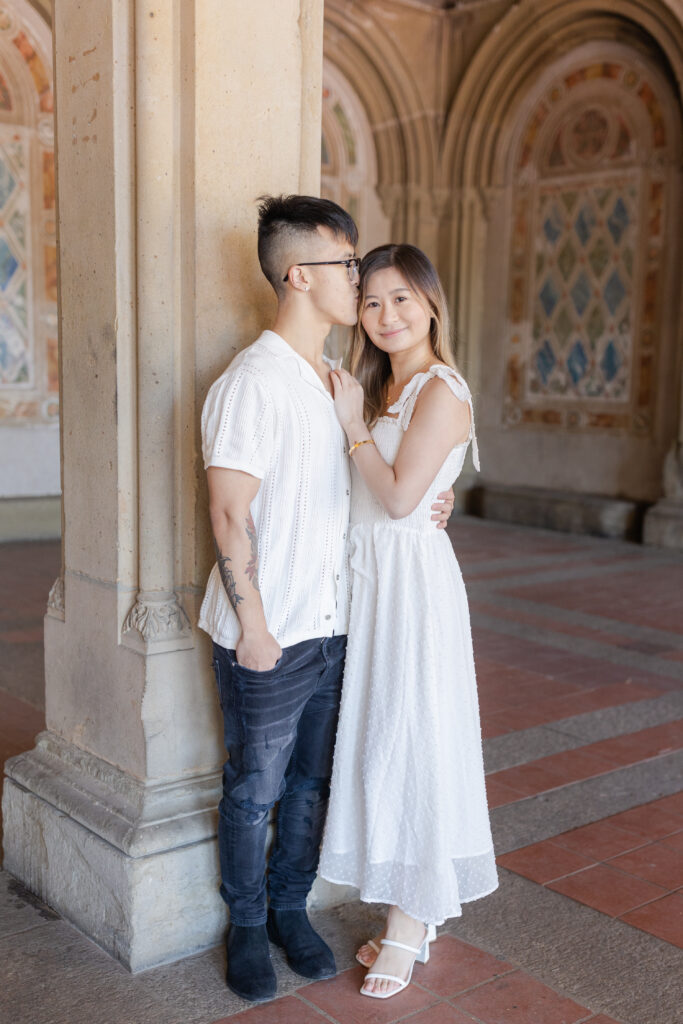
[319,365,498,925]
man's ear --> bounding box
[287,265,310,293]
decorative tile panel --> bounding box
[0,134,30,389]
[503,55,672,436]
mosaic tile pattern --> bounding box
[504,57,671,434]
[529,180,636,401]
[0,135,29,388]
[0,13,57,425]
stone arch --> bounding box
[442,0,683,190]
[323,1,437,240]
[321,59,391,361]
[321,58,390,254]
[0,0,56,480]
[439,0,683,513]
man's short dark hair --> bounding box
[257,194,359,295]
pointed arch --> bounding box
[442,0,683,189]
[323,1,438,235]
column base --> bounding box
[2,732,226,972]
[2,732,358,971]
[643,498,683,550]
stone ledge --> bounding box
[472,483,647,540]
[0,496,61,542]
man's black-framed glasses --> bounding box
[282,257,361,283]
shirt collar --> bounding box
[256,330,335,400]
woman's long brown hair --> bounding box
[349,244,457,427]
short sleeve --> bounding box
[201,365,275,479]
[389,365,480,471]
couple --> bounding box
[199,194,497,1004]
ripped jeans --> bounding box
[212,635,346,926]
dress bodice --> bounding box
[349,365,479,532]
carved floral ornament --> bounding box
[502,51,679,436]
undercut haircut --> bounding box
[257,194,359,296]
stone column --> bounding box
[3,0,325,972]
[643,442,683,549]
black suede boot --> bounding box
[226,922,277,1003]
[267,907,336,980]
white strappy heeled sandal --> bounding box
[360,924,436,999]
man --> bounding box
[200,195,452,1003]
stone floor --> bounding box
[1,518,682,1024]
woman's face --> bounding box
[360,266,432,358]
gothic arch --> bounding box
[0,0,56,436]
[323,1,437,236]
[439,0,683,505]
[441,0,683,190]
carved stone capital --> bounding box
[376,183,403,223]
[46,575,65,620]
[122,592,193,655]
[430,187,453,219]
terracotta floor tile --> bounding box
[650,792,683,818]
[586,1016,628,1024]
[620,891,683,948]
[497,840,594,884]
[451,971,589,1024]
[539,749,615,783]
[301,965,436,1024]
[547,863,667,917]
[485,777,525,809]
[585,723,681,767]
[501,567,683,634]
[401,1003,480,1024]
[416,935,513,997]
[658,830,683,854]
[483,705,559,732]
[490,762,565,797]
[480,719,513,740]
[607,841,683,890]
[603,803,683,840]
[211,995,328,1024]
[552,821,649,861]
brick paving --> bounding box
[0,518,681,1024]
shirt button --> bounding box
[346,490,350,495]
[336,574,340,581]
[324,614,331,620]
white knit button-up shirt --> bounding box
[199,330,351,651]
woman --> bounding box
[320,243,498,1000]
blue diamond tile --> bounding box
[539,277,560,318]
[0,160,16,210]
[604,269,626,315]
[543,205,563,244]
[536,340,556,385]
[601,340,621,382]
[567,340,588,384]
[0,237,18,290]
[574,204,596,246]
[570,271,591,316]
[607,197,629,244]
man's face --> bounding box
[302,226,360,327]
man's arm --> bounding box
[207,466,281,671]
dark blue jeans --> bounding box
[212,635,346,926]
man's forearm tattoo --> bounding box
[213,538,243,610]
[245,512,260,592]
